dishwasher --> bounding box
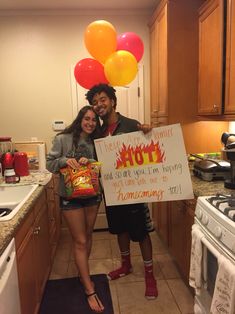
[0,238,21,314]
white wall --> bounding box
[0,10,151,150]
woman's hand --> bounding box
[66,158,80,169]
[78,157,89,165]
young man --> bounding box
[86,84,158,299]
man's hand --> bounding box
[137,123,152,134]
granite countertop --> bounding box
[191,172,233,197]
[0,171,52,256]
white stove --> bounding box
[191,194,235,314]
[195,194,235,259]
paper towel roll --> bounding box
[38,144,46,171]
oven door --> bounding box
[192,222,233,314]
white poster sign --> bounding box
[94,124,194,206]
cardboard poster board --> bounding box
[94,124,194,206]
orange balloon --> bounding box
[84,20,117,64]
[104,50,138,86]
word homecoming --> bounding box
[116,188,164,202]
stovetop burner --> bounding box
[207,194,235,221]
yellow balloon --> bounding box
[104,50,138,86]
[84,20,117,64]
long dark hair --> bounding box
[58,105,101,147]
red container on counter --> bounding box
[14,152,29,176]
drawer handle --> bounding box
[34,226,41,235]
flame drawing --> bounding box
[116,140,165,169]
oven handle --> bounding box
[201,236,221,260]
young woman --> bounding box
[46,105,104,313]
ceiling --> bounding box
[0,0,160,11]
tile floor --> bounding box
[49,228,194,314]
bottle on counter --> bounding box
[4,168,20,184]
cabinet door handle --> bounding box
[34,226,41,234]
[212,104,219,112]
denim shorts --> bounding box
[60,194,102,210]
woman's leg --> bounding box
[63,208,104,312]
[84,204,99,257]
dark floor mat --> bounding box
[39,274,114,314]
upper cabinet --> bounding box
[150,2,168,124]
[149,0,204,128]
[198,0,235,117]
[225,0,235,114]
[149,0,229,154]
[198,0,224,115]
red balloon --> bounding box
[117,32,144,62]
[74,58,109,89]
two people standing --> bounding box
[46,83,158,313]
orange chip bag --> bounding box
[60,162,101,199]
[60,167,73,197]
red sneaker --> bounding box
[145,276,158,300]
[107,265,133,280]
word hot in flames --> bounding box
[116,140,165,169]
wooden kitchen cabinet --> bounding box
[149,1,168,125]
[15,190,51,314]
[225,0,235,114]
[46,175,61,261]
[149,0,229,154]
[152,202,169,246]
[169,201,186,274]
[198,0,224,115]
[168,199,195,283]
[149,0,203,128]
[153,198,195,284]
[198,0,235,117]
[184,200,196,281]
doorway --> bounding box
[70,65,145,229]
[70,64,144,121]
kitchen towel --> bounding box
[189,224,204,295]
[210,255,235,314]
[39,274,114,314]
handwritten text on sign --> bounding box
[94,124,194,206]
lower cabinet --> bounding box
[153,199,195,283]
[15,190,51,314]
[15,178,61,314]
[152,202,169,246]
[46,175,61,262]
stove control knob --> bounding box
[202,214,209,225]
[196,209,203,220]
[214,226,222,239]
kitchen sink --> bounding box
[0,184,38,221]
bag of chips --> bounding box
[60,162,101,199]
